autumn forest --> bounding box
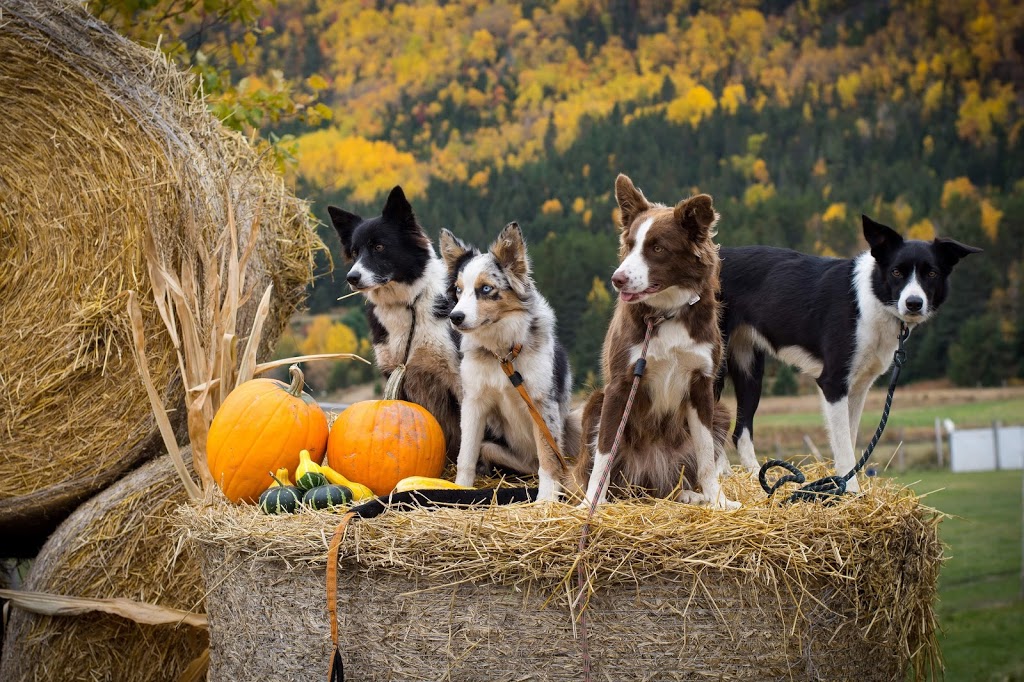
[94,0,1024,393]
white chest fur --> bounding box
[630,319,715,416]
[850,253,902,389]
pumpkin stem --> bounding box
[287,364,304,397]
[269,471,287,487]
[383,363,407,401]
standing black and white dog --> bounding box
[716,215,981,490]
[328,186,463,461]
[439,222,579,501]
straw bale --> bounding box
[0,0,319,550]
[180,467,943,681]
[0,452,207,682]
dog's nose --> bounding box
[906,296,924,313]
[611,271,627,289]
[346,271,361,286]
[449,311,466,326]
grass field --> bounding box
[757,396,1024,431]
[890,470,1023,681]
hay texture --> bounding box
[180,468,942,682]
[0,0,318,549]
[0,452,207,682]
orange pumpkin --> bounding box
[207,365,329,503]
[326,393,445,497]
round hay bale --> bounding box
[180,470,943,681]
[0,452,206,682]
[0,0,319,552]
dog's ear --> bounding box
[439,228,474,272]
[933,237,983,270]
[382,185,417,229]
[674,194,719,238]
[862,215,903,260]
[327,206,362,260]
[615,174,651,229]
[491,221,531,283]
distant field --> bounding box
[736,386,1024,431]
[756,397,1024,431]
[716,387,1024,468]
[890,470,1023,681]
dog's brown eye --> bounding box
[652,245,663,253]
[891,268,902,278]
[374,243,384,252]
[927,270,938,278]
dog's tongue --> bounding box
[620,286,659,303]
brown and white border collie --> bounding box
[570,174,738,509]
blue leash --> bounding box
[759,323,910,503]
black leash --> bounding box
[759,323,910,503]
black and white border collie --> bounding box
[571,174,738,509]
[716,215,982,490]
[439,222,579,501]
[328,186,463,461]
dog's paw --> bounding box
[675,490,707,506]
[677,490,741,510]
[713,496,742,511]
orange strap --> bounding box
[326,511,357,682]
[496,344,568,471]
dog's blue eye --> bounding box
[455,287,462,295]
[481,285,493,294]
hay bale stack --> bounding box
[181,471,943,681]
[0,453,207,681]
[0,0,318,552]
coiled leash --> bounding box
[575,314,666,682]
[758,323,910,503]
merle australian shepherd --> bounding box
[571,174,738,509]
[327,186,464,461]
[439,222,579,501]
[716,216,981,490]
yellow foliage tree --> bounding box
[300,316,358,356]
[941,177,978,208]
[666,85,718,128]
[296,129,427,203]
[541,198,564,215]
[719,83,747,115]
[822,202,847,223]
[980,199,1002,241]
[907,219,936,241]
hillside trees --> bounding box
[261,0,1024,390]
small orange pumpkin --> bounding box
[326,372,445,496]
[207,365,329,503]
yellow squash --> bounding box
[393,476,472,494]
[320,465,376,502]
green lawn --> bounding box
[891,470,1023,681]
[757,396,1024,431]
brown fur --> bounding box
[568,174,733,505]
